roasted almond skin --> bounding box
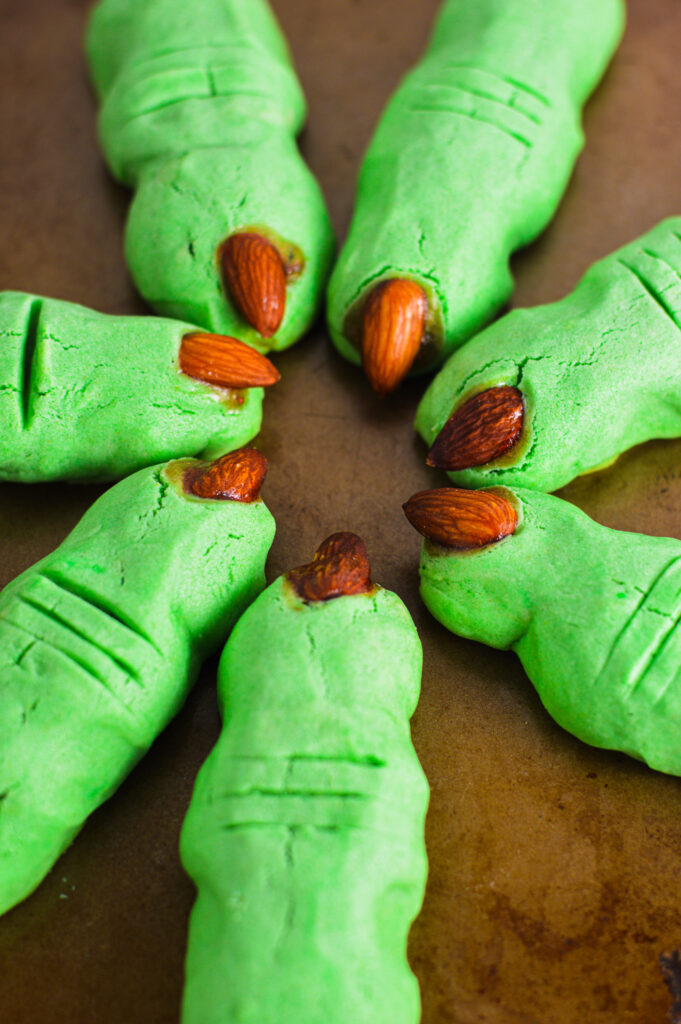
[220,232,287,338]
[179,331,280,389]
[361,279,427,395]
[403,487,517,550]
[185,447,268,502]
[427,385,524,470]
[287,532,374,602]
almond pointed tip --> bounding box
[287,532,374,602]
[220,232,287,338]
[361,278,427,394]
[186,447,268,502]
[428,386,524,470]
[180,331,280,389]
[404,487,517,550]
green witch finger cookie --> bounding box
[404,485,681,776]
[0,447,274,915]
[327,0,624,393]
[86,0,335,352]
[416,218,681,493]
[0,291,279,482]
[180,533,428,1024]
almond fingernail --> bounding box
[220,232,287,338]
[287,532,374,602]
[180,331,280,389]
[186,447,268,502]
[403,487,517,550]
[361,279,427,395]
[427,386,524,470]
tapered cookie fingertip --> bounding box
[219,232,287,338]
[186,447,268,502]
[287,531,374,602]
[180,331,280,389]
[403,487,517,550]
[427,386,524,470]
[361,279,427,394]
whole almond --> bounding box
[287,532,374,602]
[361,279,427,395]
[220,232,287,338]
[428,386,524,470]
[186,447,268,502]
[179,331,280,390]
[403,487,517,550]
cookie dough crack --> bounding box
[151,469,170,517]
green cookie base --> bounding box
[86,0,335,353]
[125,143,335,353]
[419,486,681,775]
[416,217,681,493]
[180,579,428,1024]
[0,291,263,482]
[328,0,624,374]
[0,460,274,914]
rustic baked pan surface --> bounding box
[1,1,681,1021]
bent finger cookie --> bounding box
[416,218,681,493]
[180,533,428,1024]
[86,0,335,352]
[405,485,681,775]
[328,0,624,392]
[0,448,275,915]
[0,291,278,481]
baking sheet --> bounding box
[1,0,681,1021]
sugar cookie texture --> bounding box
[0,291,266,481]
[328,0,624,384]
[181,536,428,1024]
[416,218,681,493]
[416,487,681,776]
[86,0,335,352]
[0,454,274,914]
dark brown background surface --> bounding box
[1,0,681,1021]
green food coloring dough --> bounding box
[419,487,681,775]
[0,291,263,482]
[86,0,335,352]
[416,218,681,492]
[0,458,275,914]
[328,0,624,374]
[180,578,428,1024]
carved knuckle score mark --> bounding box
[214,753,380,831]
[0,570,157,743]
[405,63,548,151]
[596,556,681,711]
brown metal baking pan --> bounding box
[1,1,680,1021]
